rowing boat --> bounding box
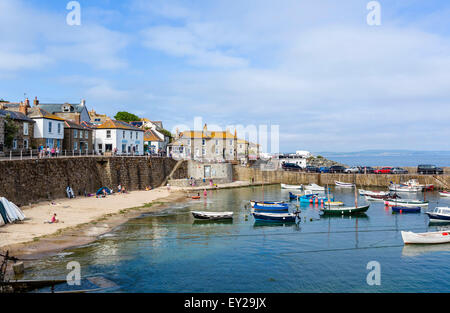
[252,212,297,223]
[320,204,370,215]
[250,201,286,208]
[359,189,389,196]
[384,199,429,207]
[401,230,450,244]
[304,184,325,192]
[281,184,303,190]
[439,191,450,197]
[335,181,355,188]
[191,211,233,220]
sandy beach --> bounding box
[0,180,271,259]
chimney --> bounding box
[19,101,28,115]
[80,99,86,106]
[203,123,207,132]
[33,96,39,106]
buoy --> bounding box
[400,209,402,214]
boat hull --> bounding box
[191,211,233,220]
[281,184,303,190]
[321,205,370,215]
[401,231,450,244]
[252,212,296,223]
[385,200,428,207]
[335,181,355,188]
[392,206,421,213]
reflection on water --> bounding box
[23,185,450,293]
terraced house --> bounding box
[168,124,238,162]
[94,119,144,155]
[63,120,94,154]
[27,107,65,150]
[0,110,35,154]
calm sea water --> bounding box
[24,186,450,293]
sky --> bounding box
[0,0,449,153]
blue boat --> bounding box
[252,212,297,223]
[253,204,289,213]
[392,206,421,213]
[251,201,288,208]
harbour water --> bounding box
[24,185,450,292]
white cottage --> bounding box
[28,107,65,150]
[95,120,144,155]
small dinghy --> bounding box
[335,181,355,188]
[281,184,303,190]
[253,203,289,213]
[401,230,450,244]
[320,204,370,215]
[304,184,325,192]
[389,183,422,193]
[191,196,201,200]
[359,189,389,196]
[384,199,429,207]
[439,191,450,198]
[392,206,421,213]
[250,201,287,208]
[425,207,450,223]
[191,211,233,220]
[252,212,297,223]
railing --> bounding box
[0,149,167,161]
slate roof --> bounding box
[97,119,144,131]
[27,107,65,121]
[0,110,35,122]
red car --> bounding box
[374,167,392,174]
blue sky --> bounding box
[0,0,449,153]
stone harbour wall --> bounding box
[0,157,188,206]
[233,166,450,189]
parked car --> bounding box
[282,162,302,171]
[319,166,330,173]
[360,166,375,174]
[391,167,408,174]
[374,167,392,174]
[305,165,320,173]
[345,166,360,174]
[329,165,346,173]
[418,164,443,175]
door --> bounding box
[204,165,211,178]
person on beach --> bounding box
[167,183,171,191]
[118,184,122,193]
[45,213,59,224]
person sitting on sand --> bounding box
[45,213,59,224]
[118,184,122,193]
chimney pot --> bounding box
[33,97,39,106]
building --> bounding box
[95,119,144,155]
[167,124,238,162]
[88,109,110,125]
[0,110,35,154]
[130,118,164,131]
[278,152,310,169]
[27,106,65,150]
[63,120,94,154]
[6,97,91,124]
[144,128,167,155]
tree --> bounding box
[4,116,18,149]
[114,111,140,123]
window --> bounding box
[187,139,191,145]
[23,139,28,149]
[202,148,206,155]
[216,148,219,155]
[229,139,233,146]
[13,139,17,150]
[230,149,233,155]
[106,130,111,139]
[123,131,125,138]
[202,139,206,146]
[79,130,83,138]
[215,140,219,145]
[136,132,138,139]
[58,123,61,134]
[85,131,88,139]
[74,129,78,138]
[23,123,29,135]
[74,141,78,151]
[48,121,52,133]
[130,131,132,139]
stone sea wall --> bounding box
[0,157,188,206]
[233,166,450,189]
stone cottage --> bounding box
[0,109,35,154]
[63,120,94,154]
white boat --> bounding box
[384,199,429,207]
[389,183,422,193]
[401,230,450,244]
[281,184,303,190]
[439,191,450,197]
[335,181,355,188]
[359,189,389,196]
[191,211,233,220]
[304,184,325,192]
[365,195,387,202]
[0,197,26,225]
